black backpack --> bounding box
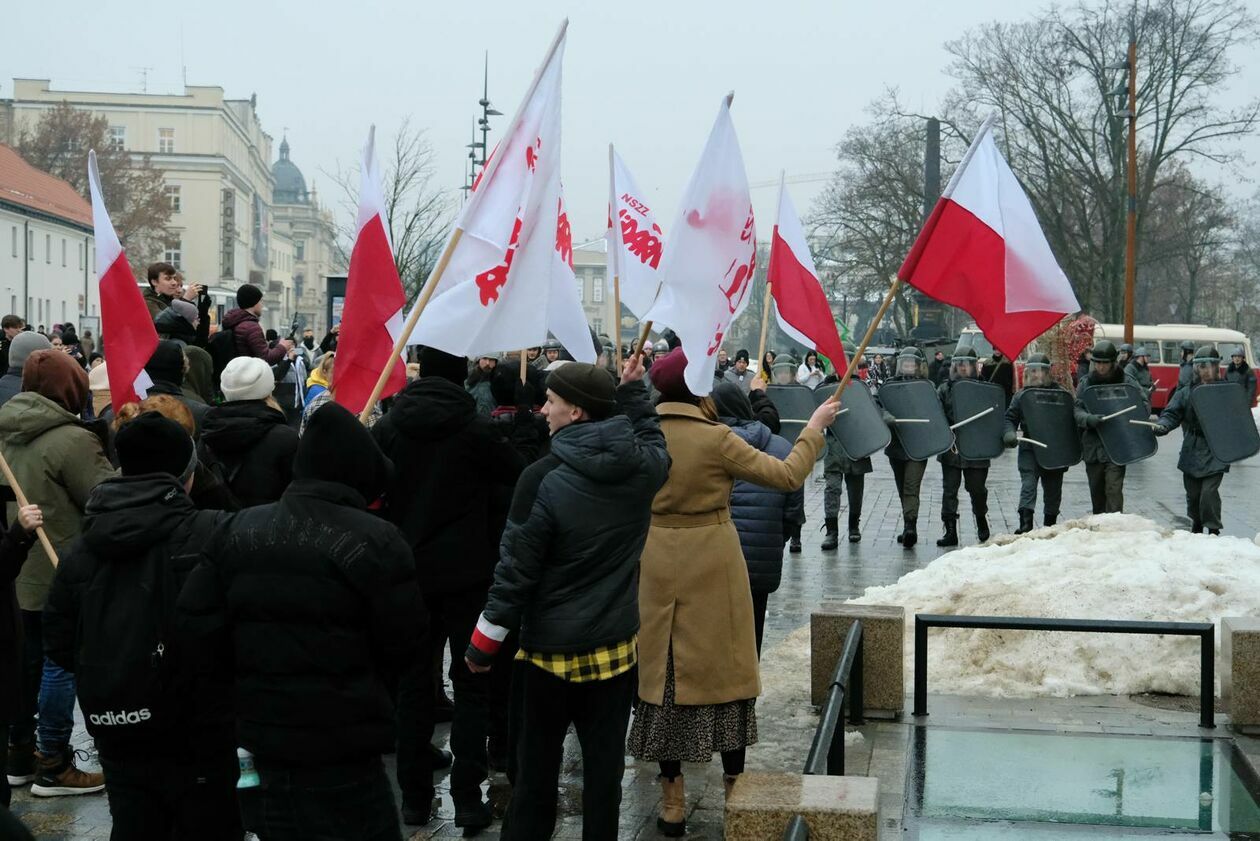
[206,326,240,394]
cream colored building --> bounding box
[270,138,336,337]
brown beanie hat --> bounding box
[546,362,616,420]
[22,349,89,413]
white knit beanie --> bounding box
[220,356,273,402]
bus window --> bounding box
[1161,341,1181,364]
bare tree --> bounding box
[18,102,172,278]
[328,119,455,303]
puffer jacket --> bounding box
[724,418,803,595]
[0,392,116,610]
[1074,367,1128,464]
[0,369,21,408]
[937,378,991,468]
[470,382,668,659]
[198,401,298,507]
[221,308,286,365]
[1157,383,1228,478]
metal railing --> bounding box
[780,621,865,839]
[912,613,1216,729]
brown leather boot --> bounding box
[657,774,686,837]
[30,748,105,797]
[723,773,740,799]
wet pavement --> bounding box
[8,426,1259,839]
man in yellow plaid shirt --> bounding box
[465,356,669,840]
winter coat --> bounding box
[937,378,990,468]
[637,402,822,706]
[183,347,215,405]
[177,478,424,765]
[221,308,287,365]
[1226,362,1257,404]
[876,374,930,462]
[146,380,209,437]
[749,389,783,435]
[371,377,529,595]
[475,383,669,656]
[467,380,495,418]
[1075,368,1127,464]
[198,401,298,507]
[489,407,551,465]
[723,418,804,595]
[154,307,208,348]
[0,393,116,611]
[42,475,233,759]
[0,336,10,379]
[796,364,825,390]
[1157,383,1228,478]
[985,358,1014,405]
[1124,361,1155,407]
[1,517,36,723]
[143,287,173,320]
[1004,384,1074,472]
[723,368,756,393]
[0,369,21,408]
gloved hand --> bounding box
[1002,430,1018,448]
[1085,414,1102,429]
[1153,424,1171,437]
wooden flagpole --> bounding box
[0,449,58,567]
[519,351,528,384]
[756,170,786,377]
[830,277,900,404]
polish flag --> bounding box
[898,116,1079,359]
[768,183,846,372]
[607,149,664,320]
[333,126,407,414]
[643,95,756,396]
[408,24,593,362]
[88,150,156,413]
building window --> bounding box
[61,239,67,267]
[577,279,585,302]
[593,318,603,336]
[78,242,83,270]
[10,227,15,258]
[165,185,181,213]
[158,128,175,154]
[295,240,305,261]
[45,234,51,263]
[27,231,34,260]
[108,125,126,150]
[163,238,182,270]
[593,275,604,303]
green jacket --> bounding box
[0,392,117,610]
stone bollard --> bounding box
[725,772,878,841]
[1222,617,1260,733]
[812,604,904,716]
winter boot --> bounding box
[902,516,918,549]
[1043,513,1057,527]
[976,514,991,543]
[658,775,686,837]
[848,512,862,543]
[1209,528,1221,536]
[821,517,839,551]
[789,523,802,554]
[1015,508,1034,535]
[29,748,105,797]
[1192,521,1204,534]
[453,794,493,836]
[935,518,959,547]
[6,739,35,786]
[723,774,740,799]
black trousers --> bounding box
[1085,462,1126,514]
[0,729,8,809]
[252,758,401,841]
[100,753,242,841]
[1183,472,1224,530]
[503,665,635,841]
[890,458,927,521]
[11,610,41,747]
[940,464,988,520]
[751,591,770,658]
[394,651,434,808]
[1018,464,1065,519]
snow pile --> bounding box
[850,514,1260,698]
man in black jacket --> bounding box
[180,402,423,841]
[145,341,209,435]
[43,412,238,839]
[466,357,669,840]
[371,347,532,831]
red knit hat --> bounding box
[649,347,696,403]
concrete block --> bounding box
[725,772,878,841]
[1223,617,1260,732]
[812,604,904,715]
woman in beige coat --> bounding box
[628,349,838,836]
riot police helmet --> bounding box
[950,346,979,379]
[896,346,926,377]
[1089,340,1118,363]
[1023,353,1052,387]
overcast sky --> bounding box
[5,0,1258,244]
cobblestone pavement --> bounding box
[9,427,1259,839]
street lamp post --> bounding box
[1109,18,1139,344]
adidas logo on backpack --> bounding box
[88,709,152,726]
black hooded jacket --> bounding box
[472,382,669,656]
[43,475,233,760]
[198,401,298,507]
[372,377,530,595]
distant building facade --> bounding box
[270,138,336,337]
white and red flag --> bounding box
[767,181,847,371]
[333,125,407,414]
[606,149,664,320]
[898,115,1079,359]
[408,24,593,361]
[88,150,157,413]
[642,96,756,396]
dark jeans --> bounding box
[11,610,75,754]
[100,753,242,841]
[751,591,770,657]
[253,758,401,841]
[940,464,989,520]
[423,588,491,808]
[1085,462,1126,514]
[503,665,634,841]
[890,458,927,521]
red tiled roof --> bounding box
[0,144,92,229]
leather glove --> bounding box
[1002,430,1018,448]
[1153,424,1171,437]
[1085,414,1102,429]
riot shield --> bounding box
[766,384,818,445]
[814,380,890,460]
[1020,388,1082,470]
[1081,383,1157,466]
[1190,382,1260,464]
[877,380,953,461]
[950,380,1006,461]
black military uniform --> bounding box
[934,348,991,546]
[821,432,871,548]
[877,347,932,548]
[1075,340,1127,514]
[985,350,1014,407]
[1124,346,1156,410]
[1155,346,1229,534]
[1226,346,1257,403]
[1174,340,1196,394]
[1002,354,1070,533]
[1116,342,1134,371]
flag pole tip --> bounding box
[724,91,735,107]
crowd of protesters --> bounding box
[0,263,840,841]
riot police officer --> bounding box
[1116,342,1134,370]
[541,338,563,366]
[935,348,990,546]
[1125,346,1155,409]
[821,369,872,548]
[1155,346,1228,534]
[1075,340,1128,514]
[1003,353,1072,533]
[878,347,932,548]
[1175,339,1196,392]
[1226,346,1256,402]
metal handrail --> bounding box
[781,621,865,839]
[912,613,1216,728]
